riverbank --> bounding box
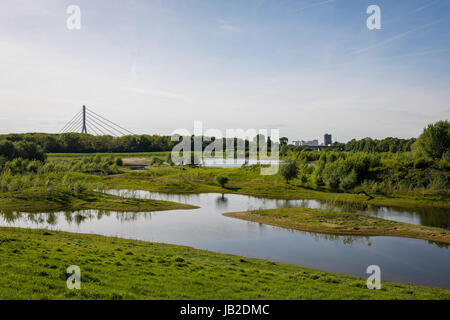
[224,208,450,244]
[0,188,197,213]
[0,227,449,300]
[101,166,450,209]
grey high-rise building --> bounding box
[324,133,332,146]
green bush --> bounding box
[215,175,229,188]
[150,157,163,166]
[114,157,123,166]
[340,170,358,190]
[414,120,450,159]
[279,161,299,184]
[413,157,431,169]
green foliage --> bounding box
[114,157,123,166]
[340,170,358,190]
[279,137,288,146]
[165,153,174,166]
[414,157,432,169]
[215,175,229,188]
[414,120,450,159]
[150,157,164,166]
[345,137,416,153]
[279,161,299,183]
[0,140,46,161]
[93,154,102,164]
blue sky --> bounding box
[1,0,449,142]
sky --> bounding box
[0,0,449,142]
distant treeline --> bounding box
[0,133,418,154]
[0,133,278,154]
[344,137,416,153]
[0,133,175,153]
[0,139,46,161]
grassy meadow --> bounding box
[1,227,449,300]
[224,207,450,244]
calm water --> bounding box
[201,159,282,168]
[1,190,449,288]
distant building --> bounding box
[324,133,332,146]
[292,139,319,147]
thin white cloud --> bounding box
[217,19,241,32]
[120,86,193,104]
[297,0,336,12]
[408,0,441,15]
[385,0,441,25]
[393,47,450,59]
[345,20,442,56]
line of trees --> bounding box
[0,133,279,154]
[344,137,416,153]
[1,120,447,157]
[0,140,46,161]
[0,133,175,153]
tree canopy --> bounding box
[414,120,450,159]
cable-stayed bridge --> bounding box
[59,106,134,137]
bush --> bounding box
[340,170,358,190]
[114,157,123,166]
[93,154,102,164]
[150,157,163,166]
[428,175,449,190]
[414,120,450,159]
[166,153,174,166]
[413,157,431,169]
[279,161,298,183]
[215,175,229,188]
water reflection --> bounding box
[0,209,157,225]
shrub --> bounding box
[428,175,449,190]
[26,160,41,173]
[413,157,431,169]
[340,170,358,190]
[215,175,229,188]
[279,161,298,184]
[93,154,102,164]
[114,157,123,166]
[150,157,163,166]
[414,120,450,159]
[166,153,174,166]
[313,173,325,187]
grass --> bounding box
[0,227,449,300]
[0,188,197,213]
[224,208,450,244]
[99,165,450,209]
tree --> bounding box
[215,175,229,188]
[279,160,298,184]
[414,120,450,159]
[0,140,16,160]
[14,141,46,161]
[279,137,288,146]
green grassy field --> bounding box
[1,227,449,300]
[224,208,450,244]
